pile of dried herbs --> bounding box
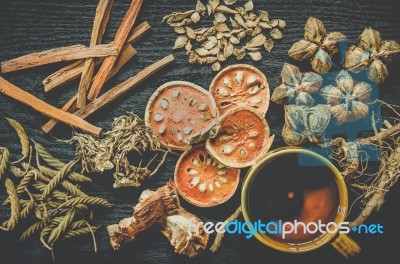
[69,113,170,188]
[0,119,112,259]
[163,0,286,71]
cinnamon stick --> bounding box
[42,21,151,93]
[41,45,139,134]
[0,44,117,73]
[77,0,114,108]
[87,0,143,100]
[0,77,101,136]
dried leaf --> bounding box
[368,59,388,85]
[304,17,326,44]
[359,28,381,52]
[264,39,274,52]
[288,40,319,61]
[223,0,237,5]
[248,51,262,61]
[344,45,370,72]
[270,28,283,40]
[246,34,266,48]
[311,48,332,74]
[244,0,254,12]
[322,32,346,54]
[173,36,189,49]
[186,27,196,39]
[191,12,201,23]
[212,61,221,71]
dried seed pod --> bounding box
[288,40,319,61]
[359,27,382,52]
[344,45,370,72]
[322,32,346,54]
[145,81,219,150]
[206,106,274,168]
[174,144,240,207]
[311,48,332,74]
[368,59,388,85]
[209,64,270,115]
[282,105,330,146]
[304,17,326,44]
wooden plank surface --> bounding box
[1,0,400,263]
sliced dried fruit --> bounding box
[175,144,240,207]
[209,64,270,116]
[145,81,219,151]
[206,106,274,168]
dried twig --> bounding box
[87,0,144,100]
[1,44,117,73]
[77,0,115,108]
[0,77,101,136]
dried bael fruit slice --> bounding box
[145,81,219,151]
[174,144,240,207]
[206,106,274,168]
[209,64,270,116]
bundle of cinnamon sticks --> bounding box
[0,0,174,136]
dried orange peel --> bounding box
[209,64,270,116]
[174,144,240,207]
[206,106,274,168]
[145,81,219,151]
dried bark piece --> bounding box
[77,0,115,108]
[209,64,270,116]
[145,81,219,151]
[0,77,101,136]
[174,144,240,207]
[206,106,274,168]
[88,0,144,100]
[0,44,117,74]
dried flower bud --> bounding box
[359,27,382,52]
[368,59,388,85]
[304,17,326,44]
[336,70,354,93]
[378,40,400,63]
[288,40,318,61]
[322,32,346,54]
[311,48,332,73]
[344,45,370,72]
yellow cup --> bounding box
[241,147,360,258]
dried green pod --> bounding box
[304,17,326,44]
[7,118,30,163]
[322,32,346,54]
[344,45,370,72]
[359,27,382,52]
[311,48,332,73]
[0,147,9,179]
[368,59,388,85]
[288,40,318,61]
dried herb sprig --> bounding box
[0,147,9,179]
[70,112,171,188]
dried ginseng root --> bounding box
[288,17,346,74]
[206,106,274,168]
[209,64,270,116]
[271,63,323,106]
[107,180,209,257]
[282,104,331,146]
[145,81,219,151]
[345,27,400,84]
[174,144,240,207]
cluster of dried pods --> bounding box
[146,64,274,208]
[163,0,286,71]
[0,119,112,259]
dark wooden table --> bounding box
[1,0,400,263]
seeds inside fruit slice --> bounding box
[145,81,219,151]
[206,106,274,168]
[174,144,240,207]
[209,64,270,116]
